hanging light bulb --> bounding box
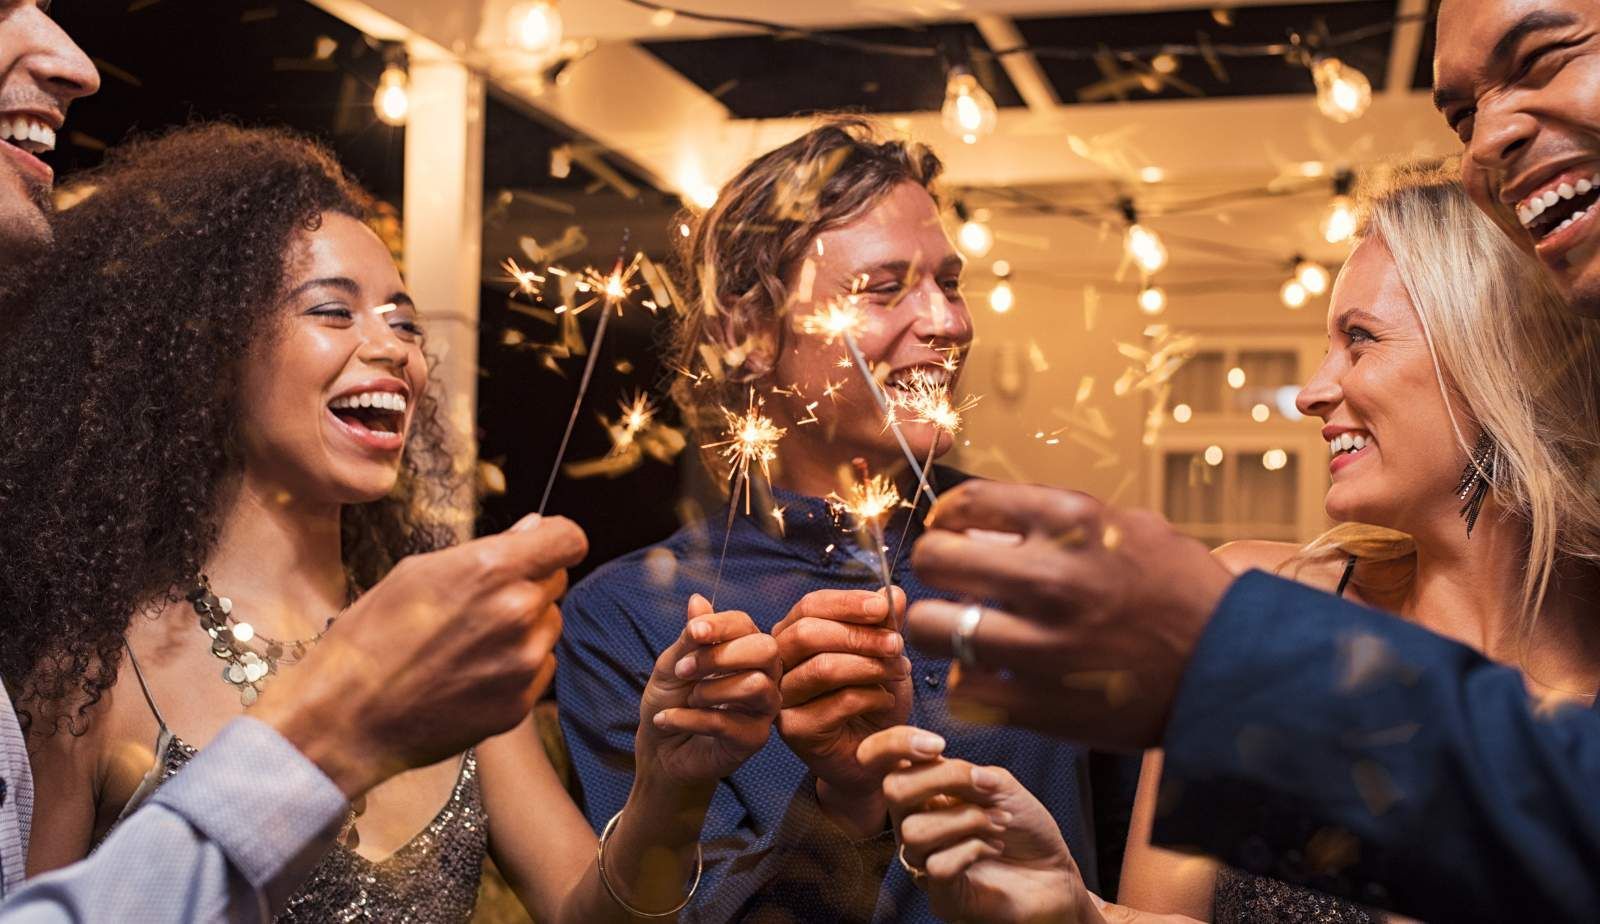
[1321,170,1358,245]
[1312,56,1372,123]
[508,1,563,58]
[989,277,1015,314]
[941,65,997,144]
[373,60,409,126]
[1121,199,1168,275]
[954,202,994,258]
[1138,284,1167,315]
[1281,278,1310,309]
[1295,258,1331,296]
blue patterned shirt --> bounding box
[556,468,1098,922]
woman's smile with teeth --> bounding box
[1329,431,1370,456]
[328,391,408,437]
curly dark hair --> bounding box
[666,116,943,471]
[0,123,460,733]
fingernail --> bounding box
[674,656,697,679]
[863,596,889,617]
[987,809,1012,826]
[972,766,1002,791]
[688,592,709,609]
[689,620,710,641]
[652,712,668,727]
[895,656,913,677]
[511,513,543,533]
[910,731,946,757]
[884,633,904,656]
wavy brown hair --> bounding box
[0,123,460,732]
[666,116,943,474]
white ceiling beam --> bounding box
[973,15,1060,113]
[1386,0,1430,98]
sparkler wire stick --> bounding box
[889,440,940,573]
[841,329,938,505]
[537,233,630,516]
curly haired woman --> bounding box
[3,123,781,922]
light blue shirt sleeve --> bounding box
[0,716,347,922]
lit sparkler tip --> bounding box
[798,297,868,345]
[891,366,978,436]
[829,466,904,527]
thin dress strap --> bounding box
[1335,555,1357,598]
[122,642,171,734]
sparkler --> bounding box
[829,459,904,607]
[797,294,938,503]
[704,390,787,606]
[889,367,978,568]
[536,234,645,516]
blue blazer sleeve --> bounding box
[1152,570,1600,921]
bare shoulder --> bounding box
[1211,539,1352,596]
[1211,540,1299,576]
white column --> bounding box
[403,44,485,537]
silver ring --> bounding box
[952,604,983,668]
[897,842,927,886]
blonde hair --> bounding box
[1290,159,1600,636]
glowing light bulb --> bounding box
[957,218,994,258]
[1227,366,1246,389]
[991,259,1011,277]
[1203,445,1224,466]
[1138,284,1167,315]
[1173,403,1193,423]
[373,64,409,126]
[989,278,1015,314]
[508,1,563,57]
[1313,57,1372,123]
[1125,223,1168,274]
[941,67,997,144]
[1251,403,1271,422]
[685,182,717,210]
[1280,278,1310,309]
[1262,448,1289,471]
[1295,259,1331,296]
[1322,194,1358,244]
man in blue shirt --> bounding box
[902,5,1600,920]
[557,119,1102,921]
[0,5,590,917]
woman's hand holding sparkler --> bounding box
[770,586,914,839]
[857,725,1109,924]
[636,593,783,790]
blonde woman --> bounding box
[857,160,1600,923]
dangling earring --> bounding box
[1454,431,1497,538]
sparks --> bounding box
[705,392,787,514]
[501,257,544,297]
[829,471,903,527]
[893,367,978,436]
[797,296,868,345]
[571,252,646,316]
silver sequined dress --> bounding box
[100,651,489,922]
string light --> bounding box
[1312,56,1372,123]
[954,202,994,258]
[508,1,564,58]
[1262,448,1289,471]
[1322,170,1358,245]
[1120,200,1168,275]
[1251,403,1271,422]
[1172,403,1193,423]
[1280,278,1310,309]
[1227,366,1246,389]
[989,277,1015,314]
[1295,258,1331,296]
[1138,284,1167,316]
[373,58,409,126]
[941,65,997,144]
[1203,445,1225,466]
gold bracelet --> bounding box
[596,810,704,918]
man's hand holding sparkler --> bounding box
[636,593,783,791]
[771,587,914,839]
[904,480,1233,752]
